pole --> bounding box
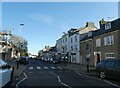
[20,23,24,36]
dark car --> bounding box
[52,58,61,64]
[96,59,120,80]
[19,57,29,65]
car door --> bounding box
[0,60,12,87]
[105,60,115,78]
[114,60,120,80]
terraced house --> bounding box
[80,18,120,67]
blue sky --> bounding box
[2,2,118,55]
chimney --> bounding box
[99,18,107,29]
[86,22,94,27]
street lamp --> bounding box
[62,46,67,66]
[20,23,24,36]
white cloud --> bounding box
[28,13,53,25]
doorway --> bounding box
[94,52,101,66]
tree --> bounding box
[11,35,28,56]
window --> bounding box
[71,38,73,43]
[65,38,67,42]
[65,45,67,51]
[75,36,77,42]
[71,46,73,51]
[105,53,115,59]
[105,22,111,30]
[96,39,101,47]
[63,39,64,43]
[75,45,77,51]
[104,35,114,45]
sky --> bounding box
[2,2,118,55]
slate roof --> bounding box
[81,18,120,41]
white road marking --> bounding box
[37,66,41,69]
[51,67,55,69]
[12,78,18,86]
[16,73,27,88]
[44,66,49,69]
[29,71,34,73]
[75,71,120,88]
[49,72,72,88]
[29,67,33,70]
[75,71,82,76]
[57,67,63,69]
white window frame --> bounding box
[104,35,114,46]
[71,37,73,43]
[105,22,111,30]
[105,53,115,59]
[96,39,101,47]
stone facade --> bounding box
[80,18,120,67]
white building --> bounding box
[56,22,97,64]
[68,29,80,63]
[56,33,69,61]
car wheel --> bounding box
[100,70,106,79]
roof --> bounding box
[81,18,120,41]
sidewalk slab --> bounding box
[59,62,97,76]
[6,60,27,77]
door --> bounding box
[97,53,100,64]
[94,52,101,66]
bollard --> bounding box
[16,61,19,70]
[10,66,14,82]
[65,60,66,67]
[87,64,89,73]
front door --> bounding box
[95,52,101,66]
[97,53,100,64]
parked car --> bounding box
[51,58,61,64]
[0,59,13,88]
[96,59,120,80]
[19,57,29,65]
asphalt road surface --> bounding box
[10,59,120,88]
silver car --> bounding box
[0,59,13,88]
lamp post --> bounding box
[20,23,24,36]
[62,46,67,67]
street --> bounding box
[10,59,119,88]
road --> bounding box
[10,59,119,88]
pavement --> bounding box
[59,62,98,77]
[6,59,27,77]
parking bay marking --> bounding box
[29,67,33,70]
[44,67,49,69]
[37,66,41,69]
[16,73,27,88]
[75,71,120,88]
[51,67,56,69]
[57,67,63,69]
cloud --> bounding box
[28,13,53,25]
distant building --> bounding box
[56,22,97,64]
[56,33,69,62]
[0,30,12,60]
